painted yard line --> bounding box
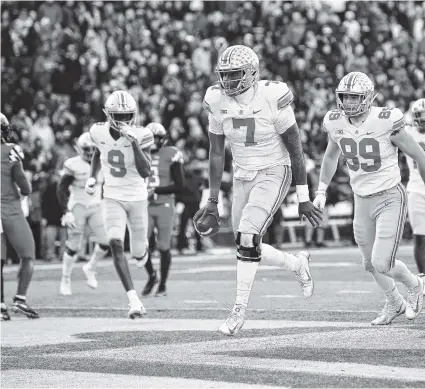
[29,306,390,313]
[0,371,274,389]
[183,300,219,304]
[264,295,298,298]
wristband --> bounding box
[296,185,310,203]
[317,182,328,193]
[207,197,219,204]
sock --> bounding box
[62,251,77,278]
[1,259,4,304]
[0,302,6,310]
[88,245,108,270]
[384,286,403,302]
[159,250,171,287]
[126,289,139,303]
[144,251,155,278]
[369,269,396,293]
[261,244,300,271]
[234,259,259,309]
[386,260,419,289]
[14,294,26,301]
[414,234,425,274]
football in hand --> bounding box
[193,211,220,237]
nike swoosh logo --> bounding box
[253,110,261,114]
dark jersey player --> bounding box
[1,113,39,320]
[142,123,185,297]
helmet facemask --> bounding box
[104,110,136,131]
[413,110,425,131]
[336,91,377,117]
[81,145,95,162]
[216,65,258,97]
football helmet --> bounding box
[335,72,377,117]
[146,122,167,151]
[412,98,425,131]
[76,132,96,163]
[215,45,259,97]
[103,90,137,131]
[1,112,11,143]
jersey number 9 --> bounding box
[340,137,382,172]
[108,150,127,177]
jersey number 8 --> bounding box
[340,137,382,172]
[108,150,127,177]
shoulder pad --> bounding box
[322,109,344,133]
[139,126,154,149]
[391,108,405,133]
[261,80,294,110]
[203,85,221,115]
[63,156,78,174]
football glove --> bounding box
[9,144,24,163]
[193,202,221,237]
[120,125,137,143]
[85,177,97,195]
[61,211,76,229]
[313,191,327,211]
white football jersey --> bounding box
[89,122,154,201]
[62,155,102,209]
[406,125,425,195]
[323,106,405,196]
[204,80,295,173]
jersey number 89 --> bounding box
[340,137,382,172]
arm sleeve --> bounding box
[11,162,32,196]
[154,162,185,195]
[56,174,75,211]
[274,105,297,134]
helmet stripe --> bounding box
[345,72,356,90]
[221,46,236,66]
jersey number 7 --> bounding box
[340,137,382,172]
[232,118,257,147]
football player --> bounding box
[85,91,154,319]
[57,132,109,295]
[406,99,425,279]
[1,113,39,320]
[194,45,323,336]
[313,72,425,324]
[141,122,185,297]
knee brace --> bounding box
[133,250,148,267]
[98,243,110,252]
[235,232,261,262]
[65,247,77,257]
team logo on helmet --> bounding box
[335,72,377,117]
[215,45,260,97]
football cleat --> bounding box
[141,273,159,296]
[218,304,246,336]
[1,307,11,321]
[12,298,39,319]
[293,251,314,298]
[82,263,98,289]
[60,276,72,296]
[155,284,167,297]
[128,300,147,319]
[405,275,424,320]
[371,298,407,325]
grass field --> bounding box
[1,245,424,388]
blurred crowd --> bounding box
[2,0,424,258]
